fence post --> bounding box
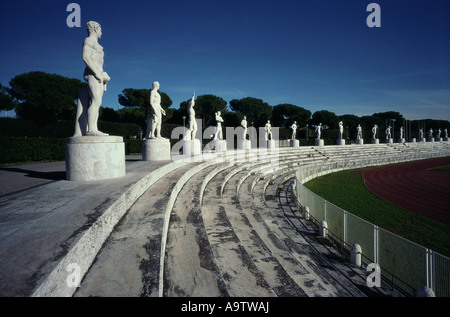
[351,244,362,267]
[374,225,379,263]
[319,220,328,238]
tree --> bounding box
[8,71,87,125]
[118,88,173,128]
[180,94,227,128]
[310,110,339,129]
[0,83,17,113]
[229,97,272,128]
[271,104,311,128]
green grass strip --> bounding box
[305,170,450,257]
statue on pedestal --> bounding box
[400,126,404,139]
[146,81,166,139]
[74,21,110,137]
[419,128,424,139]
[428,128,434,139]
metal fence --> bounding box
[295,143,450,296]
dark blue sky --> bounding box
[1,0,449,120]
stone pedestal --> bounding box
[386,138,393,144]
[418,138,425,142]
[444,138,449,142]
[436,137,442,142]
[371,139,379,144]
[427,137,435,142]
[356,139,364,145]
[315,139,324,146]
[205,139,226,152]
[237,139,251,150]
[65,136,126,181]
[290,139,299,147]
[398,138,405,143]
[182,139,202,156]
[409,138,416,143]
[142,138,171,161]
[267,140,275,149]
[337,139,345,146]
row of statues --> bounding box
[73,22,449,144]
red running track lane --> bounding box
[355,156,450,226]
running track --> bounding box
[356,156,450,226]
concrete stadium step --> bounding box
[200,164,276,296]
[162,164,228,297]
[236,168,363,297]
[74,162,201,297]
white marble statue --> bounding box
[241,116,248,140]
[356,124,363,140]
[265,120,272,141]
[428,128,433,139]
[338,121,344,140]
[386,126,392,139]
[372,124,378,140]
[400,126,404,139]
[419,128,424,139]
[74,21,111,137]
[213,111,224,140]
[146,81,166,139]
[187,92,197,140]
[445,128,448,138]
[290,121,297,140]
[315,123,322,140]
[437,128,441,139]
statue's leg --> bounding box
[73,88,89,136]
[145,117,152,139]
[86,76,108,136]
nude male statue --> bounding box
[338,121,344,140]
[265,120,272,141]
[187,92,197,140]
[290,121,297,140]
[74,21,110,136]
[146,81,166,139]
[241,116,248,140]
[213,111,224,140]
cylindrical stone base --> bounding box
[398,138,405,143]
[386,138,393,144]
[372,139,379,144]
[356,139,364,145]
[182,139,202,156]
[427,137,435,142]
[65,136,126,181]
[237,139,251,150]
[142,138,171,161]
[315,139,324,146]
[290,139,299,147]
[409,138,416,143]
[337,139,345,146]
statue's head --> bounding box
[153,81,160,89]
[86,21,101,37]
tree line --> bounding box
[1,71,449,140]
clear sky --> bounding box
[1,0,449,121]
